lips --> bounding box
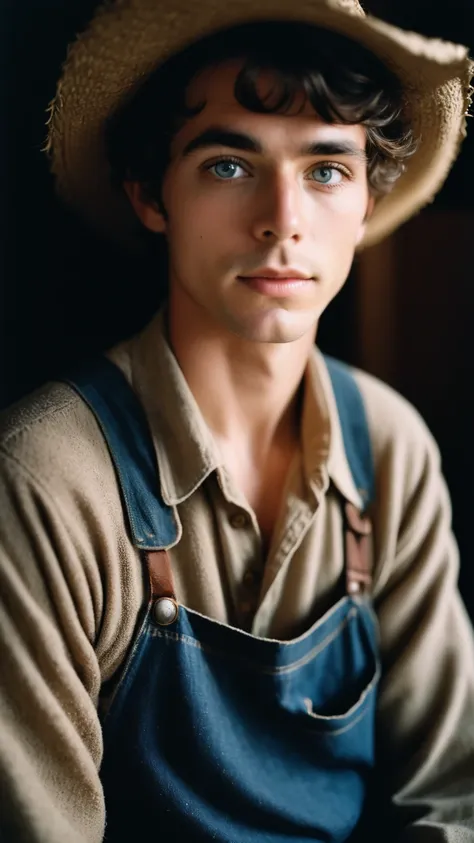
[238,273,314,298]
[241,267,312,280]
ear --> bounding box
[355,194,376,246]
[123,181,167,234]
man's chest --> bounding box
[166,464,344,638]
[221,444,301,560]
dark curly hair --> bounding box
[106,20,417,222]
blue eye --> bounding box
[206,159,346,185]
[312,166,343,185]
[209,160,245,180]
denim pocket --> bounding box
[277,601,380,733]
[301,657,380,734]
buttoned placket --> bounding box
[214,466,266,629]
[251,466,329,637]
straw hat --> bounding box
[45,0,473,250]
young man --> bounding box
[1,1,474,841]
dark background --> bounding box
[1,1,473,616]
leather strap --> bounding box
[146,550,176,600]
[146,506,374,603]
[344,502,374,596]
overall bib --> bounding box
[68,354,378,843]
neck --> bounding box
[165,292,317,462]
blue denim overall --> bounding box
[68,354,379,843]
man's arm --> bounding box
[0,447,106,843]
[371,402,474,841]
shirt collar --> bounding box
[129,308,220,505]
[126,308,363,510]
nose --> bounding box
[250,170,306,244]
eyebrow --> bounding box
[181,126,367,162]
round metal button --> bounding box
[243,570,256,586]
[153,597,179,626]
[230,511,249,529]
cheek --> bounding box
[325,194,367,248]
[171,197,241,265]
[320,205,365,282]
[169,186,225,235]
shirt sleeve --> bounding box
[370,407,474,841]
[0,448,106,843]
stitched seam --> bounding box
[0,394,78,447]
[303,661,381,726]
[303,698,374,737]
[101,606,152,722]
[265,504,312,576]
[149,608,359,676]
[274,609,357,674]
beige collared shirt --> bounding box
[1,309,474,842]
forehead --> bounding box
[176,59,366,151]
[187,59,310,113]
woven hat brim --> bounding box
[45,0,474,251]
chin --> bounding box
[231,309,319,344]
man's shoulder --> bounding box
[347,364,441,474]
[1,380,82,439]
[0,380,112,492]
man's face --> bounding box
[129,59,372,344]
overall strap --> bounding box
[323,355,375,596]
[323,355,375,510]
[65,356,177,606]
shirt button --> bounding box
[229,511,250,529]
[243,570,257,586]
[153,597,179,626]
[240,601,254,615]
